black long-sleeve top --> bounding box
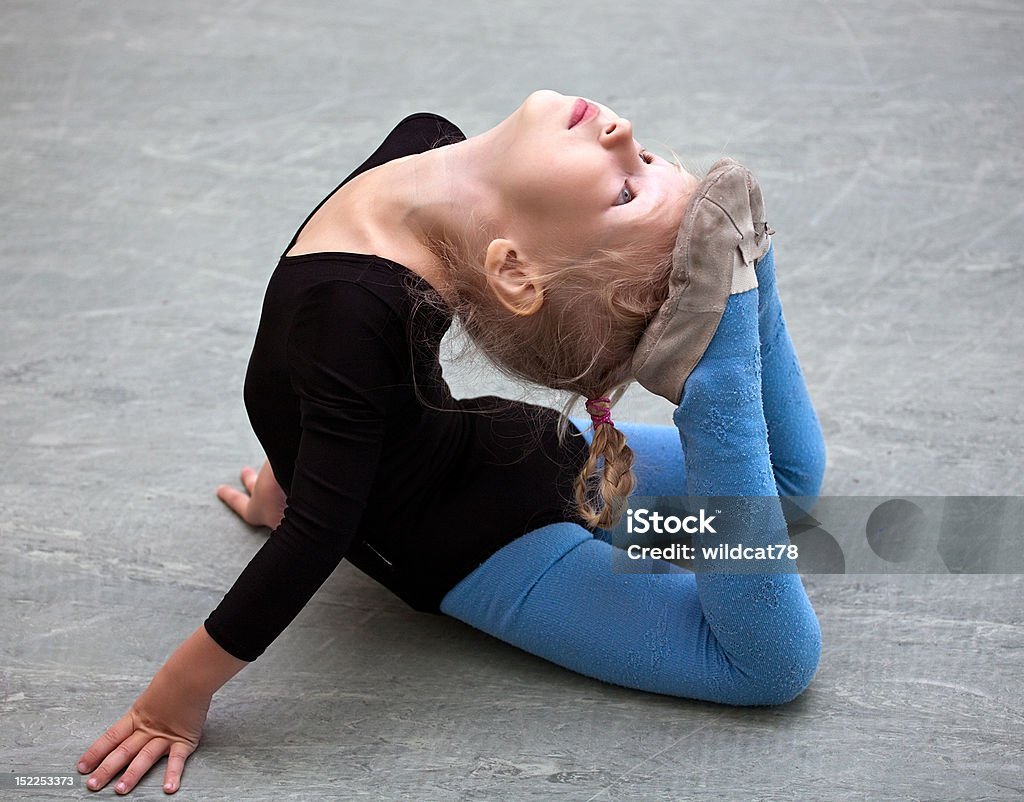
[204,113,590,661]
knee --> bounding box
[696,579,822,708]
[762,627,821,706]
[737,609,822,707]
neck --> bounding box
[357,127,508,303]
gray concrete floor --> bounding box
[3,0,1023,800]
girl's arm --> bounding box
[77,625,247,795]
[78,282,400,793]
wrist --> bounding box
[158,625,249,700]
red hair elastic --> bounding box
[585,396,614,429]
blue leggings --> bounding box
[441,242,826,705]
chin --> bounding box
[522,88,567,110]
[517,89,573,128]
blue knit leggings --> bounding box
[440,242,826,705]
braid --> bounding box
[422,201,679,534]
[574,396,636,529]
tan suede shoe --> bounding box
[631,158,772,405]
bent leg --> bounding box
[444,290,821,706]
[673,287,820,702]
[440,521,819,705]
[440,522,777,703]
[755,241,826,500]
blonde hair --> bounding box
[427,225,677,530]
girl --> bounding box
[77,90,825,795]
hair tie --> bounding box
[585,396,615,430]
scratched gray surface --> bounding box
[3,0,1023,800]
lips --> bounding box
[568,98,589,129]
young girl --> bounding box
[77,90,825,795]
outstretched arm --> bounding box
[77,626,247,794]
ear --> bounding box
[484,238,544,316]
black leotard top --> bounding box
[204,113,590,661]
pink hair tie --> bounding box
[585,396,615,430]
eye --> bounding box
[639,148,654,164]
[614,182,635,206]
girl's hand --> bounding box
[77,625,248,795]
[216,458,287,529]
[77,669,210,795]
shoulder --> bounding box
[387,112,466,150]
[284,272,416,403]
[288,272,408,354]
[344,113,465,181]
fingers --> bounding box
[81,734,194,795]
[240,466,258,494]
[78,713,134,775]
[216,484,253,524]
[111,737,171,794]
[162,742,195,794]
[215,466,262,525]
[78,716,193,794]
[81,728,150,791]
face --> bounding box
[488,89,698,259]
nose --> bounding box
[600,117,634,149]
